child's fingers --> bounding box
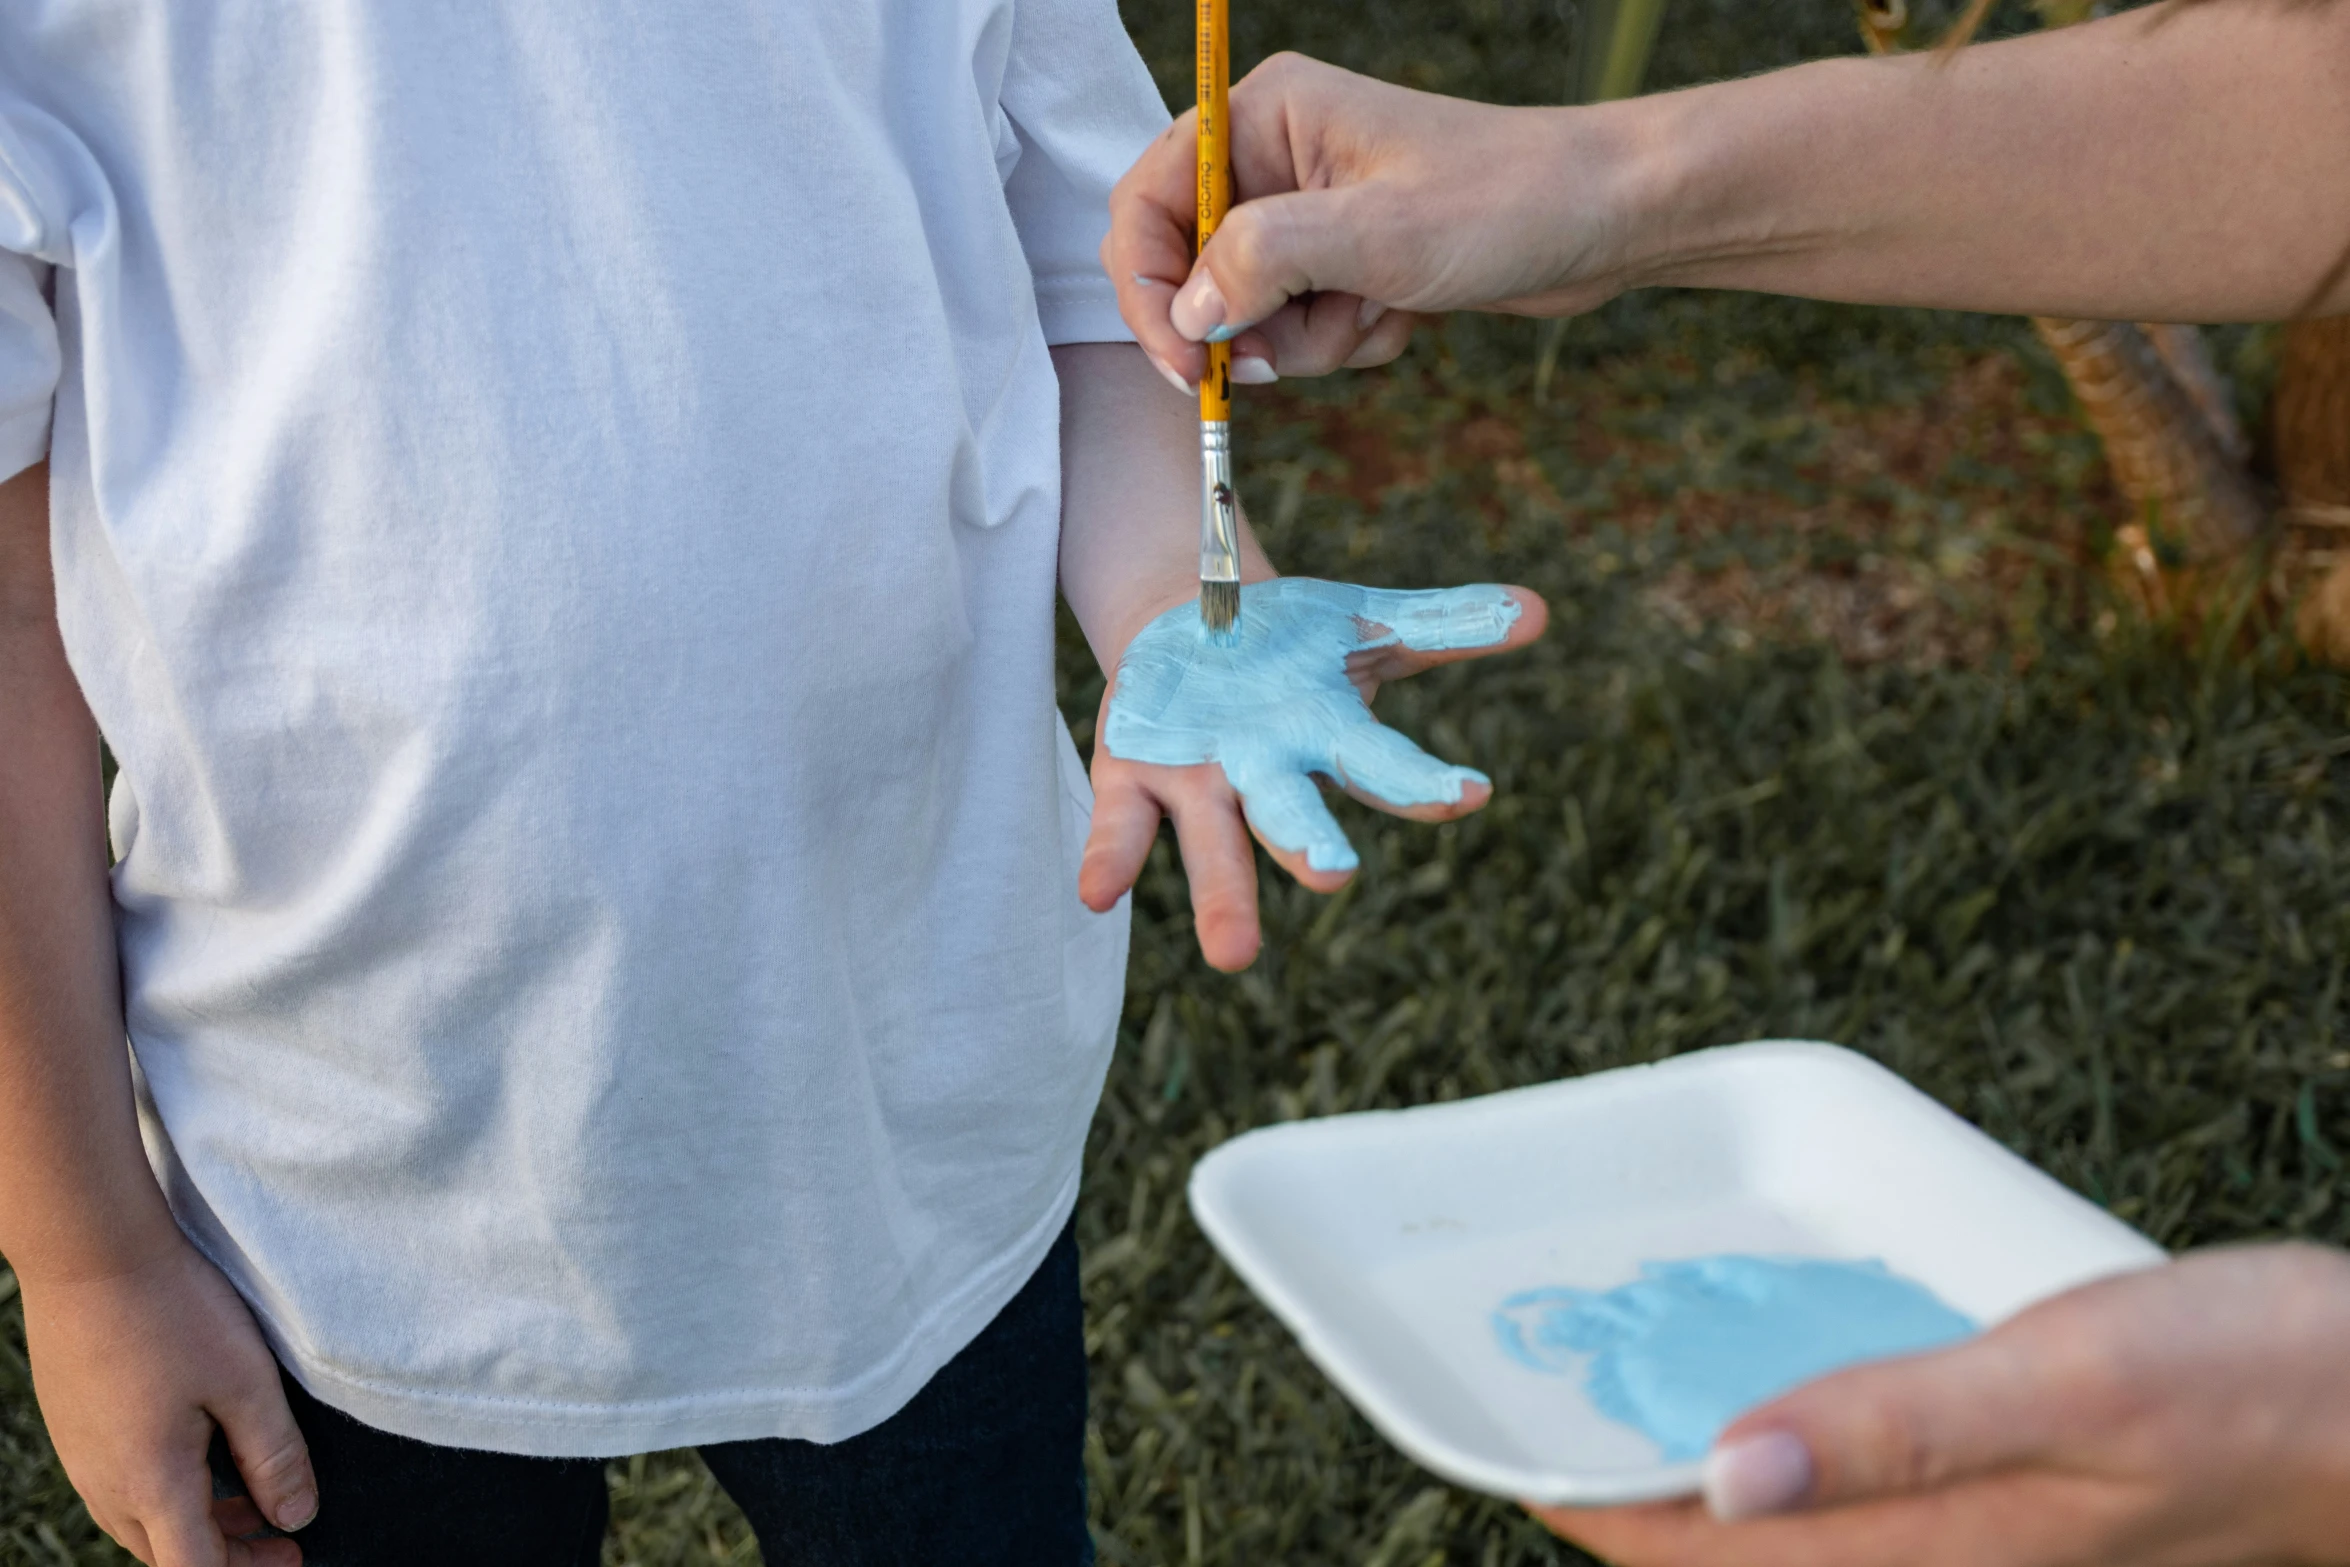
[106,1516,157,1567]
[1077,772,1169,912]
[138,1478,299,1567]
[1229,769,1358,883]
[1336,763,1494,825]
[143,1480,233,1567]
[1162,780,1264,972]
[1330,724,1491,824]
[1352,586,1548,684]
[1355,583,1536,654]
[1245,814,1357,896]
[228,1536,301,1567]
[211,1494,267,1535]
[215,1385,315,1536]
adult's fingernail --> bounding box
[275,1486,318,1530]
[1357,299,1388,331]
[1149,353,1197,395]
[1703,1432,1813,1523]
[1232,354,1279,385]
[1132,272,1172,290]
[1173,273,1228,340]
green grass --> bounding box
[8,5,2349,1564]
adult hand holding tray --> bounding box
[1186,1041,2163,1506]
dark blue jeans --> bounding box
[249,1216,1091,1567]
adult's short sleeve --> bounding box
[999,0,1171,346]
[0,116,62,481]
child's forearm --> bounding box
[0,463,179,1285]
[1054,342,1275,674]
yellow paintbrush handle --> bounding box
[1196,0,1231,424]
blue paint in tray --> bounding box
[1492,1255,1975,1461]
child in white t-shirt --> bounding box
[0,4,1535,1562]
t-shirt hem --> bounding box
[1036,281,1131,347]
[246,1170,1085,1458]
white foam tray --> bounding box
[1188,1040,2164,1506]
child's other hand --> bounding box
[1079,578,1545,971]
[24,1239,314,1566]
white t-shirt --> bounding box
[0,1,1162,1456]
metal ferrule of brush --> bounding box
[1199,420,1239,585]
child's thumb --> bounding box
[216,1382,317,1534]
[1701,1333,2053,1522]
[1176,187,1380,343]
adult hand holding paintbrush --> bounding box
[1112,10,2350,381]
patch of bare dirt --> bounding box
[1264,353,2131,671]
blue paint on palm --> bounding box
[1493,1256,1976,1462]
[1103,579,1521,873]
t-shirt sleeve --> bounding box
[0,116,63,482]
[998,0,1172,346]
[0,252,57,480]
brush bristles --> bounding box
[1199,578,1241,641]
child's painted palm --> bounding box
[1102,578,1522,872]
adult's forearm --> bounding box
[0,463,177,1284]
[1053,342,1275,673]
[1623,0,2350,322]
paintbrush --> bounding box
[1196,0,1242,641]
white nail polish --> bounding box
[1703,1432,1814,1523]
[1232,355,1279,385]
[1148,354,1197,396]
[1356,298,1388,332]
